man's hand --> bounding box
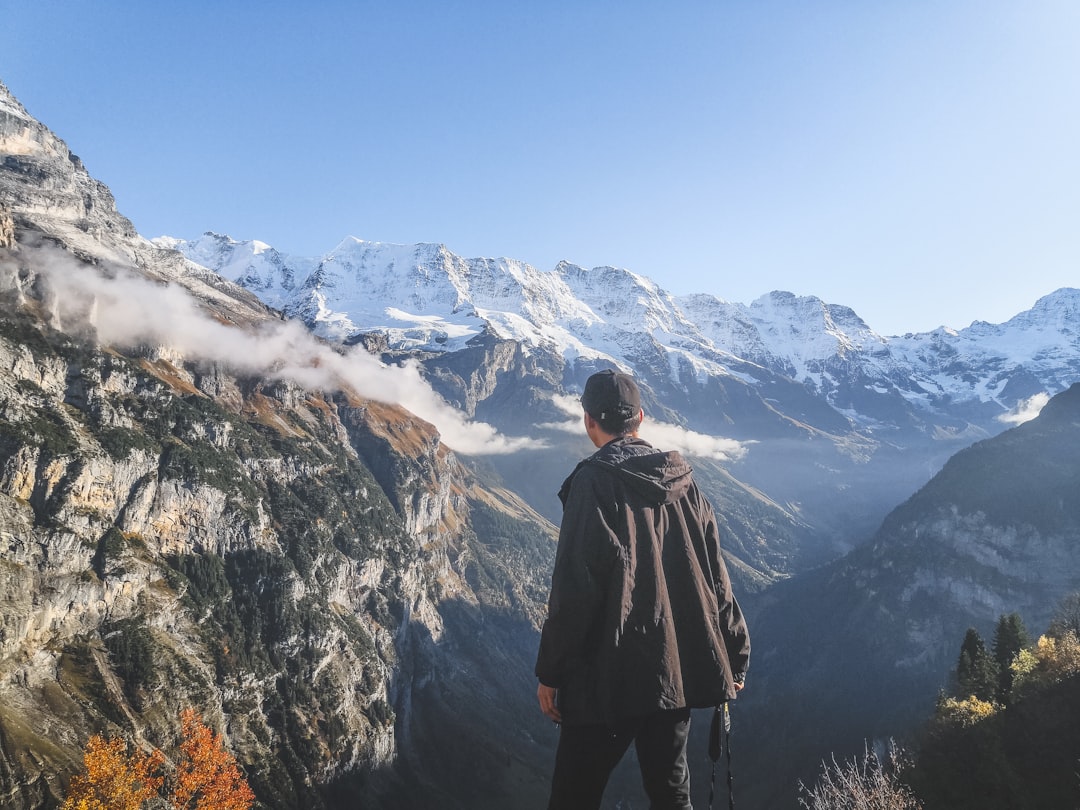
[537,683,561,723]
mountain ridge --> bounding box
[161,231,1080,434]
[158,230,1080,564]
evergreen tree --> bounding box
[956,627,998,702]
[992,613,1030,705]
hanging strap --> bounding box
[707,702,734,810]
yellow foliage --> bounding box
[1009,646,1039,692]
[61,735,164,810]
[62,710,254,810]
[934,695,998,728]
[1035,631,1080,679]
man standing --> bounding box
[536,370,750,810]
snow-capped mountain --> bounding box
[161,232,1080,435]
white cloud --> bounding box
[997,392,1050,426]
[32,252,540,455]
[542,393,749,462]
[641,421,749,463]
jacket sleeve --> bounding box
[535,465,621,687]
[699,490,751,680]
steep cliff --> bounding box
[0,78,560,808]
[0,264,559,808]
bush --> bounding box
[798,740,922,810]
[93,527,127,578]
[61,710,254,810]
[931,695,998,730]
[97,426,158,460]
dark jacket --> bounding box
[535,436,750,727]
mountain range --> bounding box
[159,231,1080,569]
[160,230,1080,424]
[2,76,1079,808]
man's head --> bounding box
[581,369,642,439]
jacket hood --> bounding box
[592,437,694,505]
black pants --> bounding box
[547,707,693,810]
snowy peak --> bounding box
[886,286,1080,403]
[745,292,885,373]
[554,261,699,338]
[154,232,310,308]
[1004,287,1080,333]
[161,233,1080,422]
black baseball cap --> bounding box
[581,370,641,421]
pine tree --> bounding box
[992,613,1030,705]
[955,627,998,702]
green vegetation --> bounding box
[365,697,394,728]
[0,410,78,458]
[158,437,261,503]
[955,627,997,704]
[803,598,1080,809]
[953,613,1032,708]
[166,552,274,678]
[0,311,88,364]
[992,613,1030,704]
[97,425,159,460]
[57,638,129,728]
[463,500,554,609]
[92,526,128,578]
[102,618,158,709]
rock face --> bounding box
[0,293,561,808]
[0,80,559,809]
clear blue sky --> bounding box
[3,1,1078,336]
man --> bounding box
[536,369,750,810]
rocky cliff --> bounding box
[0,275,562,808]
[0,79,560,809]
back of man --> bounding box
[536,370,750,810]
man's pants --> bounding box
[547,707,693,810]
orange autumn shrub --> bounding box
[62,710,254,810]
[61,735,164,810]
[172,708,255,810]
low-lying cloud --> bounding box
[543,394,749,462]
[997,392,1050,426]
[24,250,540,455]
